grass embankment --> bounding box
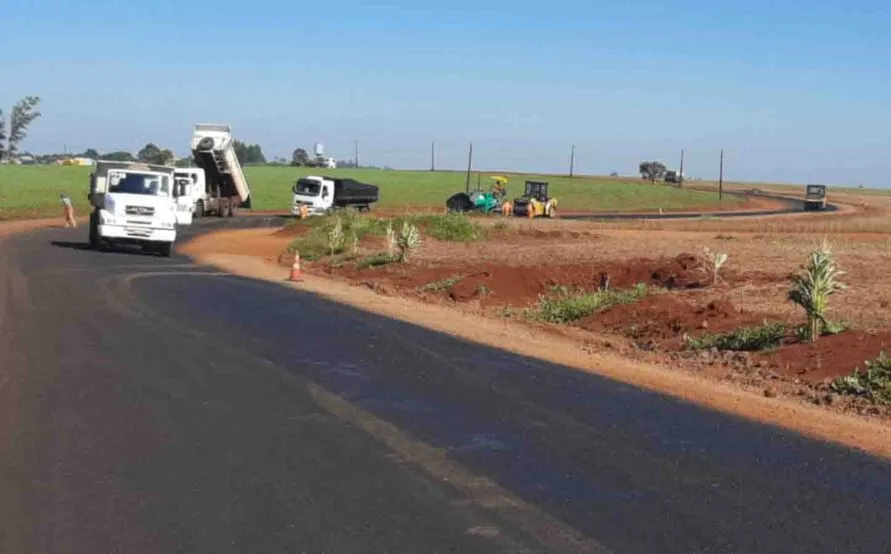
[1,164,742,221]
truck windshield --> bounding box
[109,172,171,197]
[294,180,320,196]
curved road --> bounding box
[1,220,889,553]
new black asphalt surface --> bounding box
[1,218,888,553]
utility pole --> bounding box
[464,142,473,194]
[569,144,576,178]
[678,148,685,187]
[430,141,435,172]
[354,140,359,168]
[718,149,724,202]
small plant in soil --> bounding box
[419,275,464,293]
[528,283,648,324]
[385,222,398,258]
[792,320,851,342]
[397,221,422,261]
[700,247,728,285]
[356,252,399,270]
[476,284,491,296]
[327,216,346,256]
[788,239,847,342]
[685,321,786,352]
[831,353,891,405]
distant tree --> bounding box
[137,143,174,165]
[81,148,100,160]
[273,156,288,165]
[609,171,619,177]
[8,96,42,159]
[0,110,6,161]
[103,150,136,162]
[231,140,266,164]
[336,159,358,168]
[639,161,667,185]
[291,148,311,166]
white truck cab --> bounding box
[89,161,178,257]
[291,176,334,216]
[173,168,208,224]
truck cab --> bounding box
[173,168,208,224]
[804,184,827,211]
[291,176,334,216]
[89,161,178,256]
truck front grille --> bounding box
[125,206,155,216]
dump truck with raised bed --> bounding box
[803,184,827,211]
[88,160,178,256]
[291,176,379,216]
[190,124,251,217]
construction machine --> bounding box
[511,180,558,218]
[445,175,509,214]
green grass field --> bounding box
[0,164,742,221]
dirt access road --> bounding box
[1,217,889,552]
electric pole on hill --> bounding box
[354,140,359,168]
[719,149,724,202]
[464,143,473,194]
[569,144,576,178]
[430,141,435,172]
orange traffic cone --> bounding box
[289,252,302,281]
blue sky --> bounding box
[2,0,890,185]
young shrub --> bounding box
[397,221,421,261]
[700,247,729,285]
[347,231,359,256]
[788,239,846,342]
[327,216,345,256]
[385,222,398,258]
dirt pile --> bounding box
[324,253,711,307]
[581,297,768,343]
[762,331,891,383]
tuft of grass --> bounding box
[831,353,891,405]
[476,283,491,296]
[419,275,463,293]
[356,252,398,270]
[527,283,648,324]
[685,322,786,351]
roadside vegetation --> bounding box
[832,354,891,405]
[685,322,787,352]
[788,239,847,342]
[527,283,649,324]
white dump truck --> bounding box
[291,176,380,216]
[88,160,178,256]
[190,124,251,216]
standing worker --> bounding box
[60,192,77,228]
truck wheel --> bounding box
[89,212,99,248]
[195,201,204,218]
[219,202,230,217]
[229,203,238,217]
[158,243,173,258]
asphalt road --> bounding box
[1,218,889,553]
